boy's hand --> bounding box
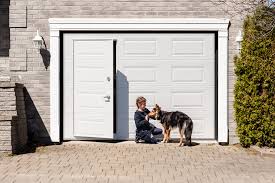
[145,115,149,121]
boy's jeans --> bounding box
[136,128,162,144]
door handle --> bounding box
[104,95,111,102]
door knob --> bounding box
[106,77,111,82]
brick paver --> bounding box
[0,142,274,183]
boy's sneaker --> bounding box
[135,136,145,143]
[135,136,142,143]
[135,136,139,143]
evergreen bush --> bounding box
[234,6,275,147]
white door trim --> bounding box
[49,18,230,143]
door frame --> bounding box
[49,18,230,143]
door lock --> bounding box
[106,77,111,82]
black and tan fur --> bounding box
[150,104,193,146]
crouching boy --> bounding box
[134,96,162,144]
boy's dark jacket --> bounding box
[134,108,156,132]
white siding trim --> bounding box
[50,30,60,142]
[218,30,229,143]
[49,18,229,143]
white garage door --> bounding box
[63,33,215,140]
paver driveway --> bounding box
[0,141,274,183]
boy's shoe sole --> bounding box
[136,140,145,143]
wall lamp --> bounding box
[235,30,243,52]
[33,30,43,53]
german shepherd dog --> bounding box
[149,104,193,146]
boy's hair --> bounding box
[136,96,146,108]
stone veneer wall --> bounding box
[0,76,27,153]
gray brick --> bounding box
[0,88,14,92]
[0,145,12,151]
[9,5,27,28]
[0,111,17,116]
[0,97,15,102]
[0,130,12,136]
[0,76,10,82]
[0,101,16,107]
[0,135,11,141]
[0,92,15,97]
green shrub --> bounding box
[234,6,275,148]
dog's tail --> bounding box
[184,118,193,146]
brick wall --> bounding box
[1,0,250,144]
[0,76,27,153]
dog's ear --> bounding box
[155,104,161,110]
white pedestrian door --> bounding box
[65,37,114,139]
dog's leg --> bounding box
[166,127,171,143]
[178,127,184,147]
[184,119,193,146]
[162,129,167,143]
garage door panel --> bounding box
[75,68,105,82]
[171,92,205,107]
[171,63,215,84]
[124,67,157,82]
[75,55,105,68]
[75,93,105,108]
[119,36,159,58]
[123,40,158,56]
[75,108,104,119]
[171,90,214,129]
[171,67,204,82]
[168,34,214,60]
[74,122,105,137]
[171,40,204,56]
[74,40,109,55]
[75,83,105,93]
